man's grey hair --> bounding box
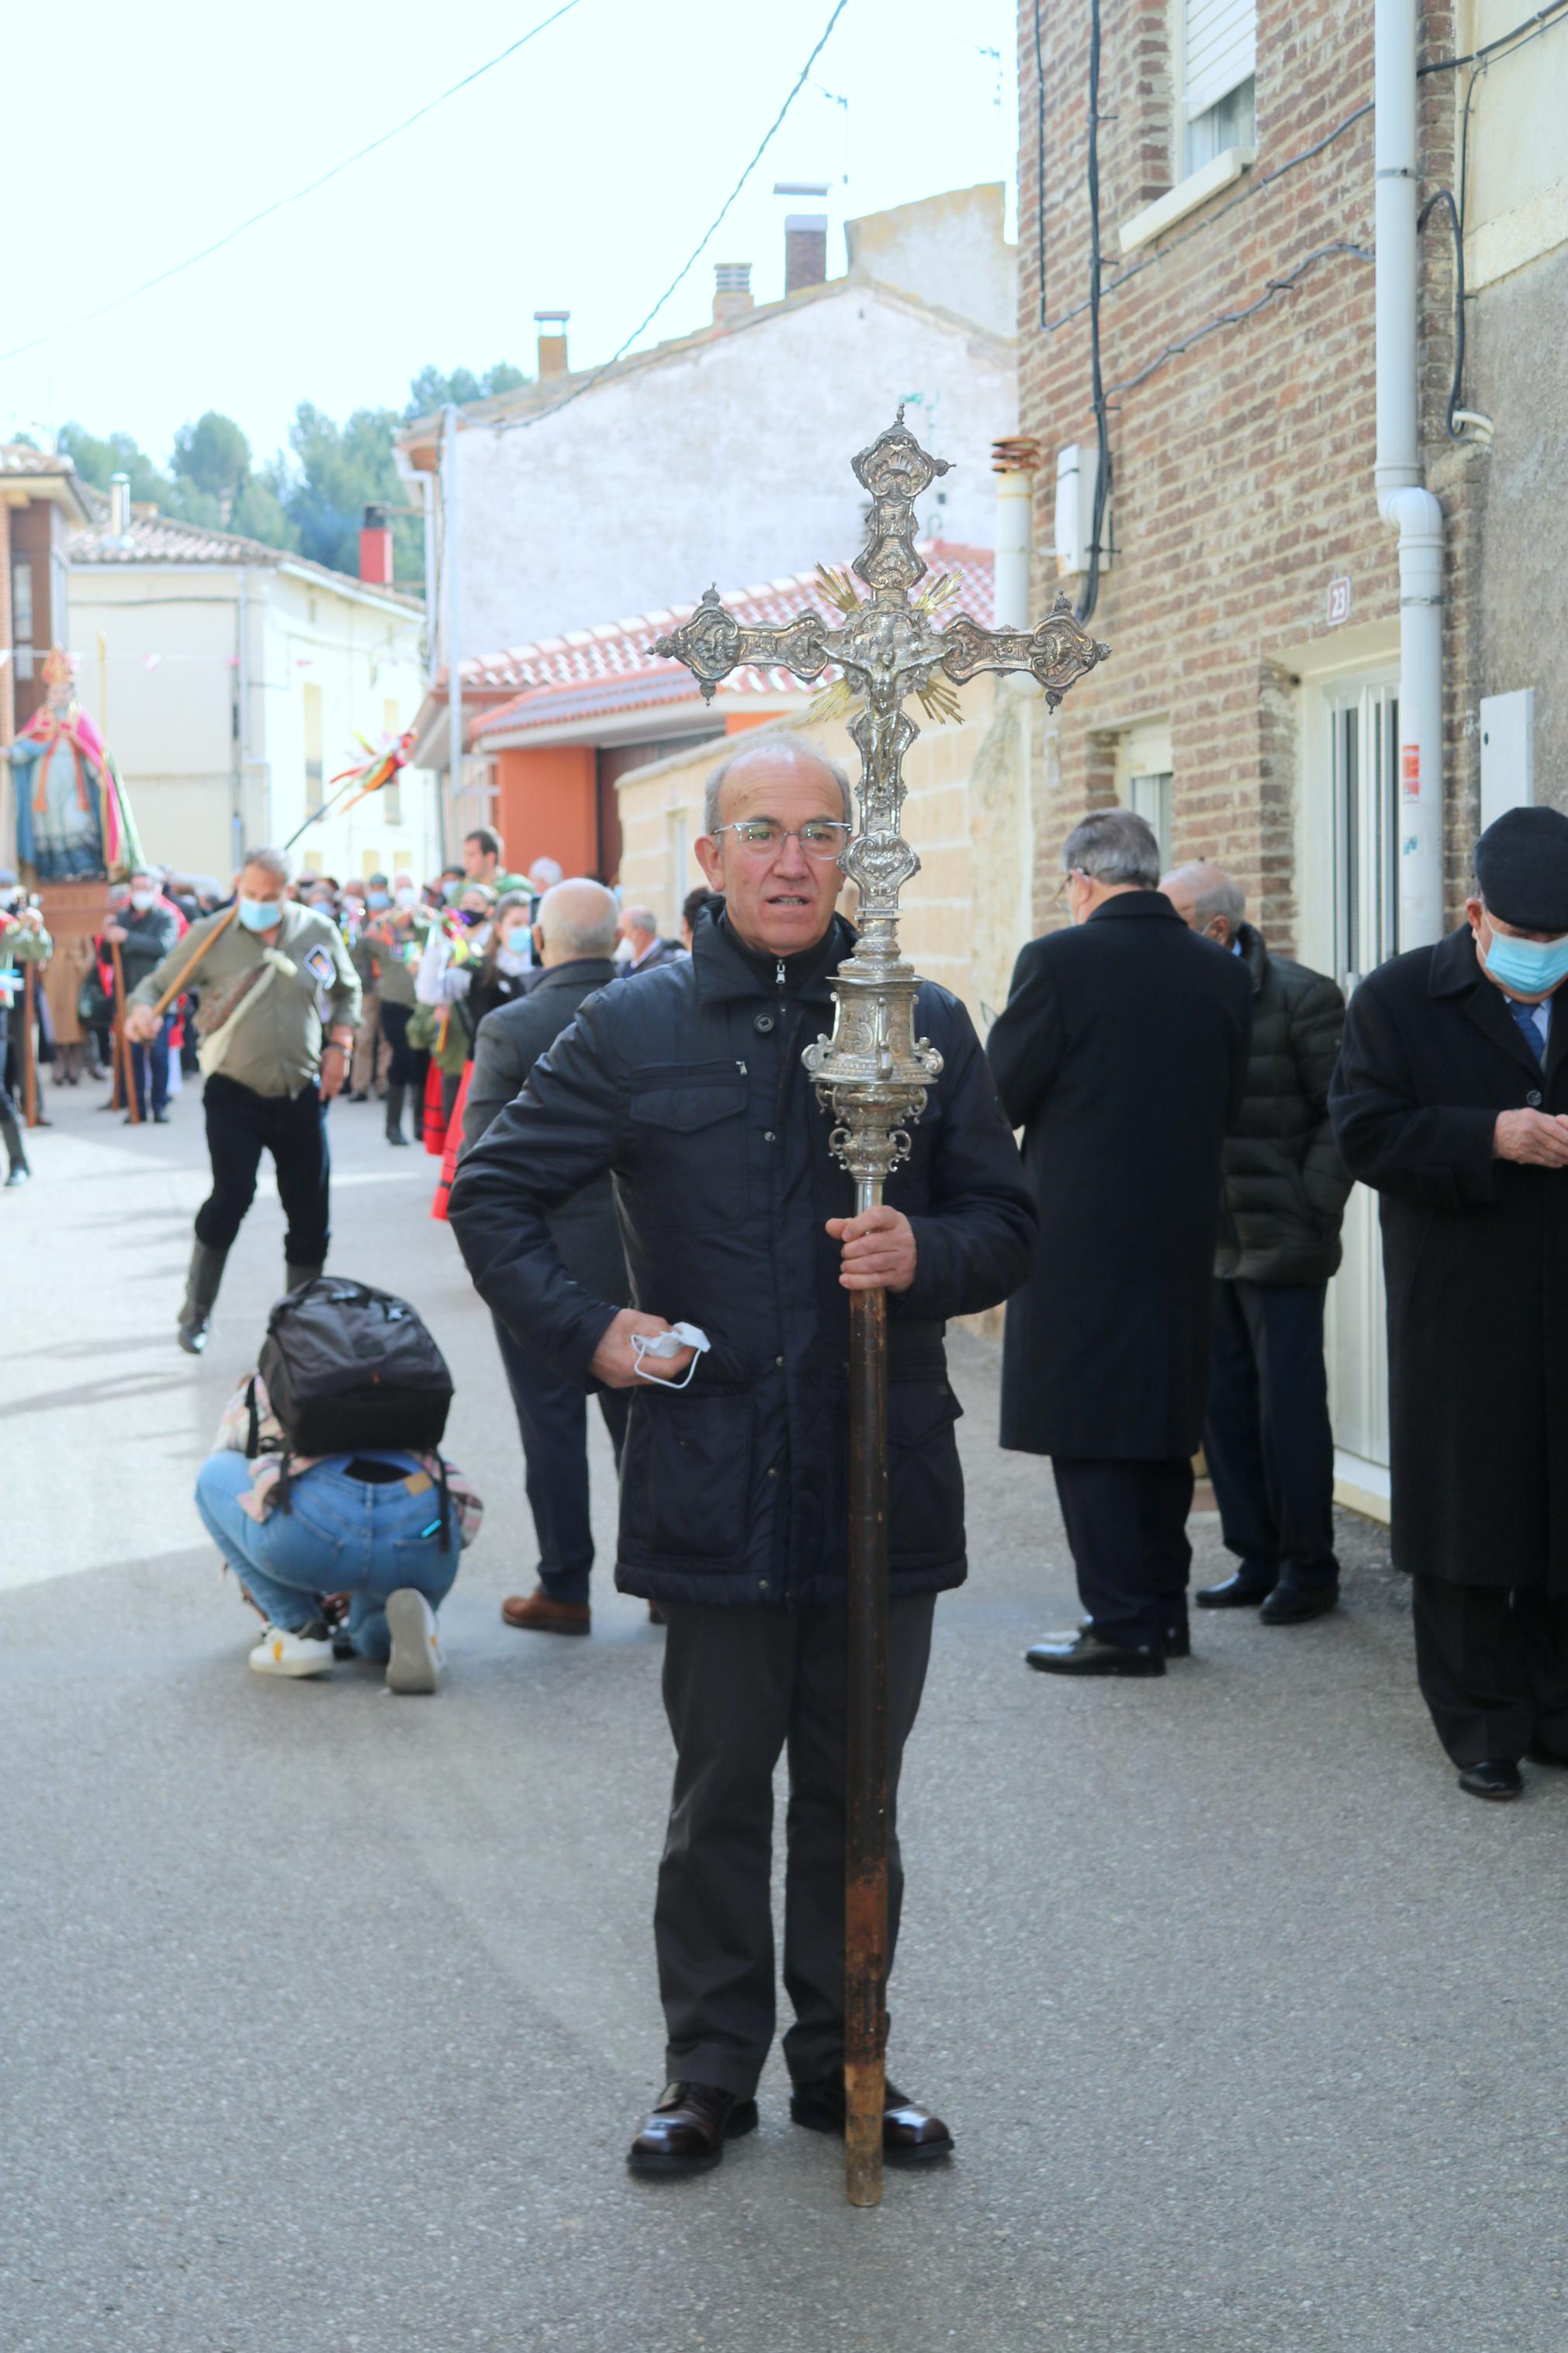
[129,863,161,885]
[622,904,659,936]
[241,845,290,884]
[1165,860,1246,931]
[1061,807,1161,888]
[528,855,564,890]
[702,734,853,836]
[539,877,620,958]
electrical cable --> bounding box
[1417,189,1466,439]
[1077,0,1109,626]
[1105,242,1373,400]
[1418,0,1568,72]
[496,0,851,433]
[0,0,588,366]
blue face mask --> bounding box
[365,889,390,910]
[441,881,462,904]
[237,894,282,934]
[1483,922,1568,999]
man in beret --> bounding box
[1331,806,1568,1801]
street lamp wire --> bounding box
[497,0,852,432]
[0,0,589,368]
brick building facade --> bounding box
[1014,0,1483,959]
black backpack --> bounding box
[257,1277,454,1461]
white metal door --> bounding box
[1321,675,1400,1473]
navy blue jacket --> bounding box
[448,911,1035,1607]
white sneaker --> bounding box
[248,1621,335,1678]
[386,1588,442,1694]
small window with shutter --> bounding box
[1180,0,1256,173]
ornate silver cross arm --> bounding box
[654,409,1110,1191]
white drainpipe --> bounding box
[1375,0,1446,948]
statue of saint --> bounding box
[8,647,142,882]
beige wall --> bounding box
[615,677,1038,1037]
[1462,0,1568,292]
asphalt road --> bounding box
[4,1078,1564,2353]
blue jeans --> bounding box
[130,1013,175,1118]
[195,1450,462,1661]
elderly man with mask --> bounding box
[448,734,1033,2175]
[1331,806,1568,1802]
[1161,861,1351,1625]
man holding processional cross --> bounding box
[449,414,1106,2195]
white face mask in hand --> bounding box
[632,1322,712,1390]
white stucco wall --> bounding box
[1462,0,1568,289]
[68,564,439,884]
[845,184,1017,342]
[445,282,1016,658]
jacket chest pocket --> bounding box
[627,1074,749,1211]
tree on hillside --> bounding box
[404,361,529,419]
[171,412,251,513]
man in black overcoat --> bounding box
[448,737,1034,2171]
[988,809,1253,1677]
[1162,861,1351,1625]
[1330,806,1568,1802]
[461,878,631,1635]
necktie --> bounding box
[1508,998,1547,1063]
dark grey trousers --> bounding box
[655,1594,937,2099]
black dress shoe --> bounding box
[1196,1572,1276,1609]
[1259,1585,1339,1626]
[627,2081,757,2175]
[1079,1613,1189,1658]
[1457,1759,1522,1801]
[790,2077,954,2164]
[1026,1629,1165,1677]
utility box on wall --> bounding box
[1480,689,1535,830]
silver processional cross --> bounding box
[655,412,1109,2209]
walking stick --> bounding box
[652,411,1111,2209]
[844,1266,890,2203]
[21,958,40,1128]
[110,941,140,1125]
[148,902,237,1021]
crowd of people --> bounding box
[12,739,1568,2178]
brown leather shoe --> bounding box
[500,1589,590,1635]
[627,2081,758,2175]
[789,2076,954,2164]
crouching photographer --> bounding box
[194,1275,481,1689]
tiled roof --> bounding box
[72,511,288,567]
[469,542,995,740]
[69,510,424,610]
[1,443,81,478]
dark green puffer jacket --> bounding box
[1216,924,1352,1285]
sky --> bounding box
[2,0,1019,473]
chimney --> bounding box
[109,471,131,537]
[774,181,829,295]
[712,262,753,324]
[535,309,570,379]
[359,502,394,586]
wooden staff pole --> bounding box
[148,902,237,1022]
[110,941,140,1125]
[843,1191,891,2209]
[21,958,40,1128]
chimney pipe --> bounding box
[109,471,131,538]
[992,438,1041,626]
[359,501,394,587]
[535,309,570,379]
[712,262,754,324]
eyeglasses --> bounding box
[712,820,852,861]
